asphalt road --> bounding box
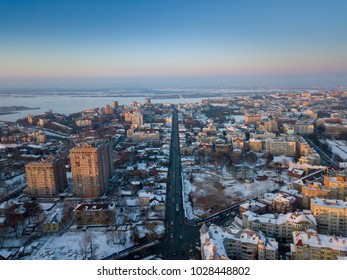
[120,106,201,260]
[161,107,201,259]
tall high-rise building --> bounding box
[105,104,112,115]
[143,98,151,105]
[25,157,67,197]
[70,143,114,198]
[111,101,118,109]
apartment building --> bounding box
[200,224,278,260]
[70,143,114,198]
[293,123,314,135]
[324,172,347,201]
[265,137,296,156]
[311,198,347,237]
[291,229,347,260]
[242,210,316,241]
[249,138,262,152]
[258,193,296,214]
[264,121,278,133]
[301,182,329,209]
[25,157,67,197]
[245,114,261,125]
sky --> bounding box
[0,0,347,88]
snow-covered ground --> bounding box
[22,229,133,260]
[4,173,26,186]
[182,169,280,220]
[325,139,347,160]
[182,176,199,221]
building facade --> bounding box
[324,172,347,201]
[291,229,347,260]
[245,115,261,125]
[242,211,316,241]
[311,198,347,237]
[200,224,278,260]
[25,157,67,197]
[265,137,296,156]
[70,143,114,198]
[73,203,116,225]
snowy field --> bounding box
[22,229,133,260]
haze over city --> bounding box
[0,0,347,88]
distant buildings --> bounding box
[249,138,262,152]
[70,143,114,198]
[245,114,261,125]
[127,129,160,142]
[265,137,296,156]
[123,111,143,128]
[293,123,314,135]
[25,157,67,197]
[264,120,278,133]
[75,119,92,127]
[143,98,151,105]
[111,101,118,109]
[105,104,112,115]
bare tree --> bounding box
[79,231,99,260]
[5,204,21,237]
[0,227,6,248]
[106,230,126,245]
[61,202,72,227]
[24,200,43,223]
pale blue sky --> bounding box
[0,0,346,87]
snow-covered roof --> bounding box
[200,224,278,260]
[311,198,347,209]
[243,210,317,227]
[293,230,347,252]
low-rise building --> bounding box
[258,193,296,214]
[43,208,64,232]
[239,201,267,216]
[73,203,116,225]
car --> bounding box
[172,250,176,256]
[179,235,183,240]
[170,221,174,226]
[170,233,173,239]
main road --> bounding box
[119,105,201,260]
